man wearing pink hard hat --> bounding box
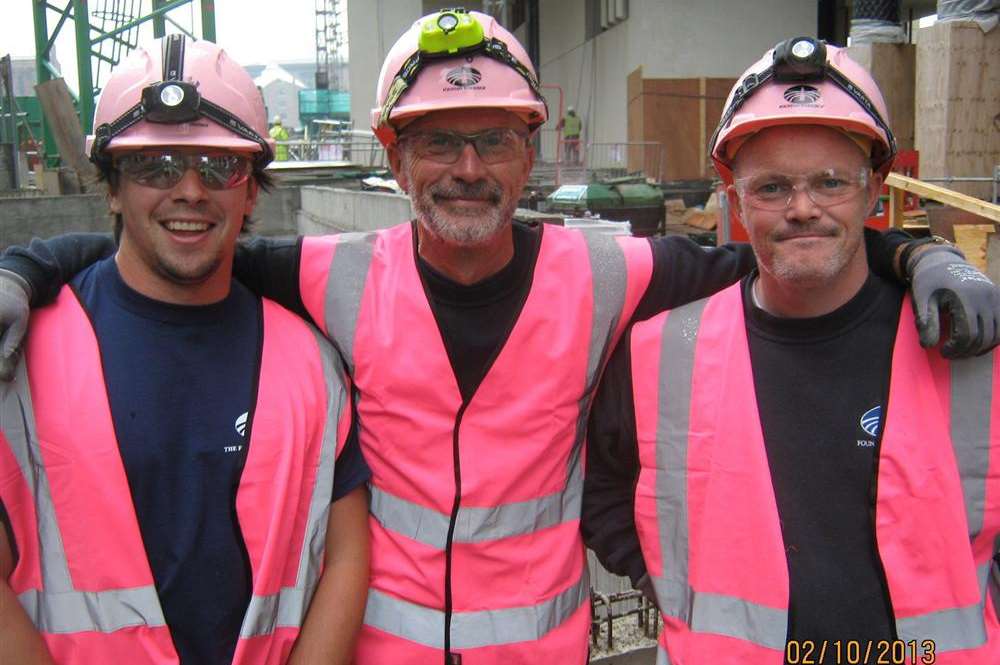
[585,38,1000,664]
[0,12,999,664]
[0,35,370,664]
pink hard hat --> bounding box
[371,9,548,147]
[710,37,896,184]
[87,34,274,166]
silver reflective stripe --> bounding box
[990,555,1000,624]
[950,353,994,540]
[18,586,164,634]
[1,360,167,632]
[363,574,589,649]
[241,329,348,637]
[323,232,377,373]
[370,460,581,546]
[896,561,991,653]
[656,644,672,665]
[580,229,628,393]
[652,297,788,650]
[653,578,786,651]
[654,298,707,624]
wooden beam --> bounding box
[34,78,98,184]
[885,173,1000,223]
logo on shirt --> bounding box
[235,412,248,437]
[857,405,881,448]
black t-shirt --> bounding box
[584,270,904,657]
[68,258,369,665]
[746,271,902,648]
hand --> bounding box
[0,270,31,381]
[908,246,1000,358]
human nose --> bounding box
[451,141,489,181]
[784,182,821,221]
[171,164,209,202]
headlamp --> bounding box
[140,80,201,124]
[419,8,484,55]
[772,37,827,82]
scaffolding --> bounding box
[31,0,215,165]
[314,0,346,90]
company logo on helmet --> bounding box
[783,85,822,105]
[445,65,483,87]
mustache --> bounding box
[772,224,838,241]
[429,180,502,203]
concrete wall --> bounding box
[537,0,816,149]
[0,186,302,249]
[347,0,423,132]
[297,186,413,234]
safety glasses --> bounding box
[734,168,870,211]
[114,151,252,191]
[398,128,528,165]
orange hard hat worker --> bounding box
[710,37,896,184]
[371,8,548,147]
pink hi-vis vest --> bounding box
[630,283,1000,665]
[298,221,652,663]
[0,288,351,665]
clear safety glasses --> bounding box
[398,128,529,165]
[115,151,252,191]
[734,168,870,211]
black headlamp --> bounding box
[772,37,828,82]
[90,34,273,168]
[140,80,202,124]
[709,36,896,168]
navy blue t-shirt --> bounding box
[70,257,369,665]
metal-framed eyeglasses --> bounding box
[733,168,870,211]
[114,151,252,191]
[397,128,529,165]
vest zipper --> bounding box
[443,401,470,665]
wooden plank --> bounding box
[915,20,1000,200]
[953,224,995,272]
[885,173,1000,222]
[889,186,906,228]
[34,78,98,184]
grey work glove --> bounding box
[0,269,31,382]
[909,245,1000,358]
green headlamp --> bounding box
[377,8,547,130]
[418,9,484,55]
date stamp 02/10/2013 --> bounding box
[785,639,937,665]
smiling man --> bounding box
[0,36,370,664]
[583,39,1000,663]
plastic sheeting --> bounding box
[937,0,1000,32]
[850,18,907,43]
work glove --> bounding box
[0,269,30,382]
[909,245,1000,358]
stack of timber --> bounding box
[915,20,1000,201]
[846,43,916,151]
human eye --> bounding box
[423,132,460,152]
[751,177,789,199]
[814,174,850,191]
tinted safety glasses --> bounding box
[398,128,528,164]
[115,152,252,190]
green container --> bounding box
[546,182,664,237]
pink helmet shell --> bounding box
[711,42,895,184]
[371,10,548,147]
[86,37,274,161]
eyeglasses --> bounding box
[398,128,528,164]
[114,151,252,190]
[734,168,870,211]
